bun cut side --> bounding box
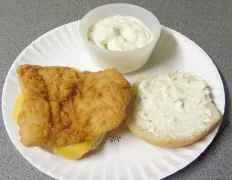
[126,72,221,147]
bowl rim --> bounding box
[79,3,161,54]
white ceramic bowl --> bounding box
[79,3,161,73]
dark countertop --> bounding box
[0,0,231,179]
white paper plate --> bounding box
[2,21,225,180]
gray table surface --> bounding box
[0,0,231,179]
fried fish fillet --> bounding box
[17,65,131,148]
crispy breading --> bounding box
[17,65,131,148]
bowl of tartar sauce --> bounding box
[79,4,161,73]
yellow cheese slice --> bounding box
[53,140,95,160]
[13,94,97,160]
[13,94,24,121]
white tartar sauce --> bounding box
[133,71,221,138]
[88,15,154,51]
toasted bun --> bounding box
[126,72,221,148]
